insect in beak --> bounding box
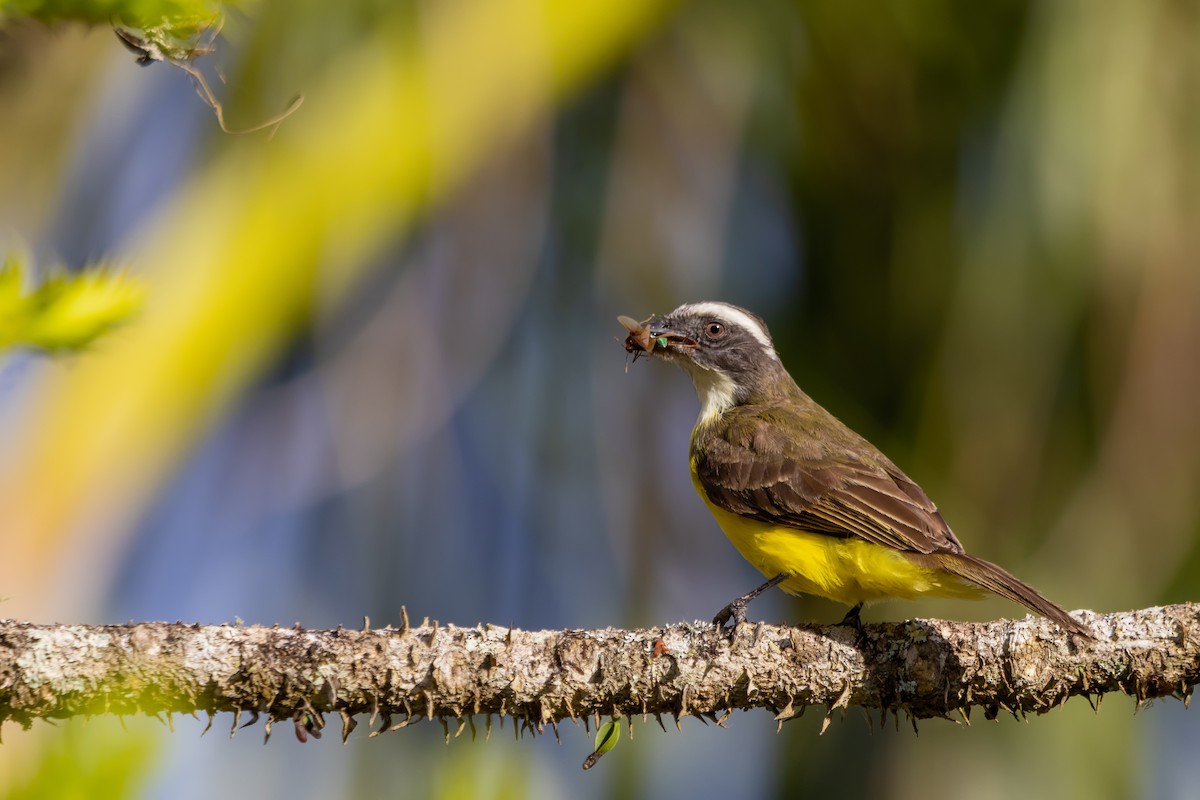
[618,314,670,369]
[618,315,652,357]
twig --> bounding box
[114,25,303,136]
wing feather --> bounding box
[693,405,964,555]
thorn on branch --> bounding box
[339,710,356,744]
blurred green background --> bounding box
[1,0,1198,798]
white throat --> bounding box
[683,363,739,424]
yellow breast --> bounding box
[689,461,980,606]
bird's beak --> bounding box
[618,314,696,361]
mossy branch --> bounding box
[1,605,1196,744]
[3,0,226,34]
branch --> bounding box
[2,605,1196,743]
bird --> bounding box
[619,301,1090,637]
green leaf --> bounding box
[582,719,620,770]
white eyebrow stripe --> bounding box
[672,301,779,361]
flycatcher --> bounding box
[620,301,1089,637]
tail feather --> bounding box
[922,552,1093,639]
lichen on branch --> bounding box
[1,605,1197,743]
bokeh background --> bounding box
[2,0,1199,797]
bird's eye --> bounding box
[705,321,725,339]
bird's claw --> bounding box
[837,603,863,631]
[837,602,867,645]
[712,599,748,635]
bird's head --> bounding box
[620,301,792,421]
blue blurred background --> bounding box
[2,0,1199,797]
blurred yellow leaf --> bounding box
[0,257,145,352]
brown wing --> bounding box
[693,405,965,555]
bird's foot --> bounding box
[836,602,867,644]
[711,573,787,639]
[712,599,749,635]
[837,602,864,630]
